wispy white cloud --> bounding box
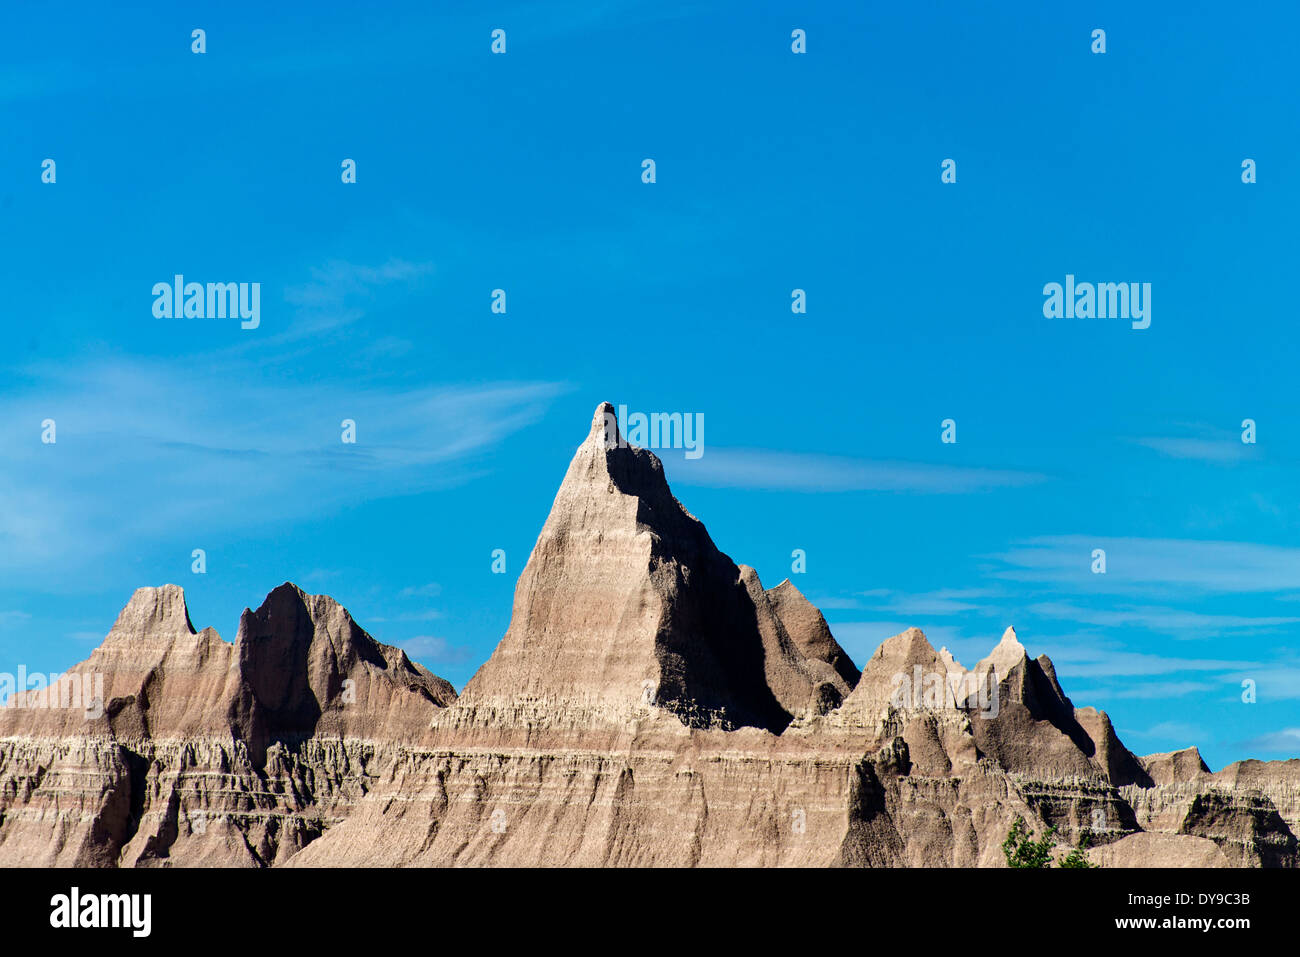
[1080,680,1219,700]
[670,449,1045,494]
[991,535,1300,593]
[369,609,443,624]
[284,258,433,308]
[1237,727,1300,753]
[1223,666,1300,700]
[1027,601,1300,636]
[395,635,478,667]
[0,358,565,580]
[859,587,1002,618]
[806,596,863,610]
[1042,639,1260,679]
[1131,435,1256,464]
[399,583,443,599]
[1123,720,1206,743]
[270,257,434,344]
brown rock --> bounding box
[1140,747,1212,786]
[455,403,838,733]
[1,402,1295,868]
[765,579,861,690]
[1087,832,1231,868]
[0,582,454,866]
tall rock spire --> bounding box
[458,402,846,731]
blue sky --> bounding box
[2,1,1298,770]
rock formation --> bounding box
[0,402,1295,867]
[452,405,852,734]
[0,583,452,866]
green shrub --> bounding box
[1059,828,1096,869]
[1002,816,1055,868]
[1002,817,1098,868]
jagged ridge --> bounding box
[0,402,1295,868]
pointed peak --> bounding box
[261,581,347,609]
[766,578,800,599]
[460,402,822,734]
[877,626,936,660]
[249,582,357,630]
[1144,744,1207,763]
[563,402,685,515]
[107,585,196,641]
[764,579,819,616]
[244,582,306,621]
[974,625,1028,677]
[1036,652,1068,699]
[1139,745,1212,784]
[937,646,966,672]
[763,578,861,690]
[590,401,617,439]
[993,625,1027,659]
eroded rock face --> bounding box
[455,403,844,734]
[963,628,1151,787]
[1141,747,1212,786]
[1,403,1296,867]
[765,579,861,693]
[228,583,455,767]
[0,584,454,867]
[1212,758,1300,835]
[1087,832,1231,868]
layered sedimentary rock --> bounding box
[0,584,452,867]
[1,402,1295,867]
[452,405,854,735]
[1212,758,1300,834]
[766,579,862,691]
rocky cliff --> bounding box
[0,403,1294,867]
[0,583,452,866]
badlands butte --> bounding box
[1,403,1297,868]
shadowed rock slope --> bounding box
[1,403,1295,867]
[451,403,854,734]
[0,583,453,866]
